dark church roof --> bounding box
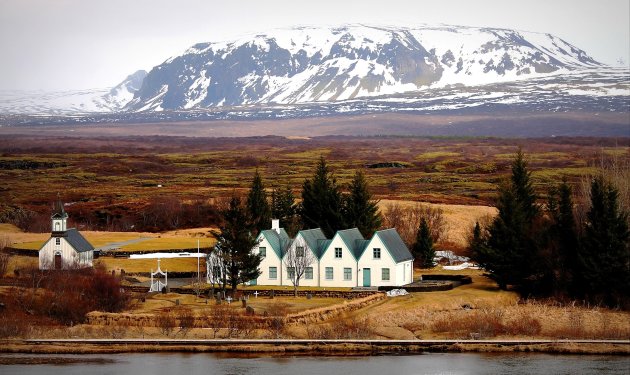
[62,228,94,253]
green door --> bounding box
[363,268,371,287]
[250,278,257,286]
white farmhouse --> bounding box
[250,220,414,288]
[319,228,368,288]
[357,228,414,287]
[252,219,291,286]
[39,199,94,270]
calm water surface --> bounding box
[1,352,629,375]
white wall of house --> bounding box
[358,235,399,288]
[396,260,414,285]
[319,233,359,288]
[39,237,92,270]
[253,235,283,286]
[282,234,319,287]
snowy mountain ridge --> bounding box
[126,24,603,111]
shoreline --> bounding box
[2,339,629,356]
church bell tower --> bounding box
[51,195,68,233]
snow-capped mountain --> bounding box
[0,70,146,115]
[101,70,148,110]
[127,24,603,111]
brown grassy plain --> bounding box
[1,134,627,233]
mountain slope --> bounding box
[127,24,603,111]
[0,70,147,115]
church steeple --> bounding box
[51,194,68,232]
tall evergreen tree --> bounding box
[213,196,262,296]
[246,169,271,235]
[472,151,540,290]
[578,176,630,306]
[271,185,300,237]
[345,170,382,237]
[412,218,435,268]
[300,156,345,237]
[546,180,579,296]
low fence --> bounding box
[85,293,386,328]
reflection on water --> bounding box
[0,352,629,375]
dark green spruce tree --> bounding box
[271,185,300,237]
[300,156,345,237]
[412,218,435,268]
[213,196,262,296]
[546,180,579,296]
[469,221,486,260]
[473,150,541,290]
[246,169,271,235]
[344,170,382,237]
[578,176,630,306]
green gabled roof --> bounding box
[259,228,290,259]
[354,239,371,259]
[317,239,332,258]
[298,228,328,258]
[330,228,365,260]
[376,228,414,263]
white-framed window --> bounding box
[335,247,342,258]
[373,248,381,259]
[55,238,61,246]
[259,246,266,257]
[325,267,333,280]
[344,267,352,281]
[269,267,277,279]
[288,267,295,280]
[305,267,313,280]
[296,246,305,257]
[382,268,390,281]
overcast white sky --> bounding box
[0,0,628,91]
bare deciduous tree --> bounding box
[381,202,447,247]
[283,240,314,297]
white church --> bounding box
[248,220,414,288]
[38,198,94,270]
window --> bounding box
[382,268,390,281]
[325,267,333,280]
[269,267,277,279]
[335,247,342,258]
[259,247,266,257]
[296,246,305,257]
[305,267,313,280]
[287,267,295,280]
[344,267,352,281]
[55,238,61,246]
[373,248,381,259]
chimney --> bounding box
[272,219,280,234]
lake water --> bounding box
[1,352,629,375]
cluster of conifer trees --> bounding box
[470,151,629,308]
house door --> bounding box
[54,253,62,270]
[250,278,257,286]
[363,268,371,287]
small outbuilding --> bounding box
[39,198,94,270]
